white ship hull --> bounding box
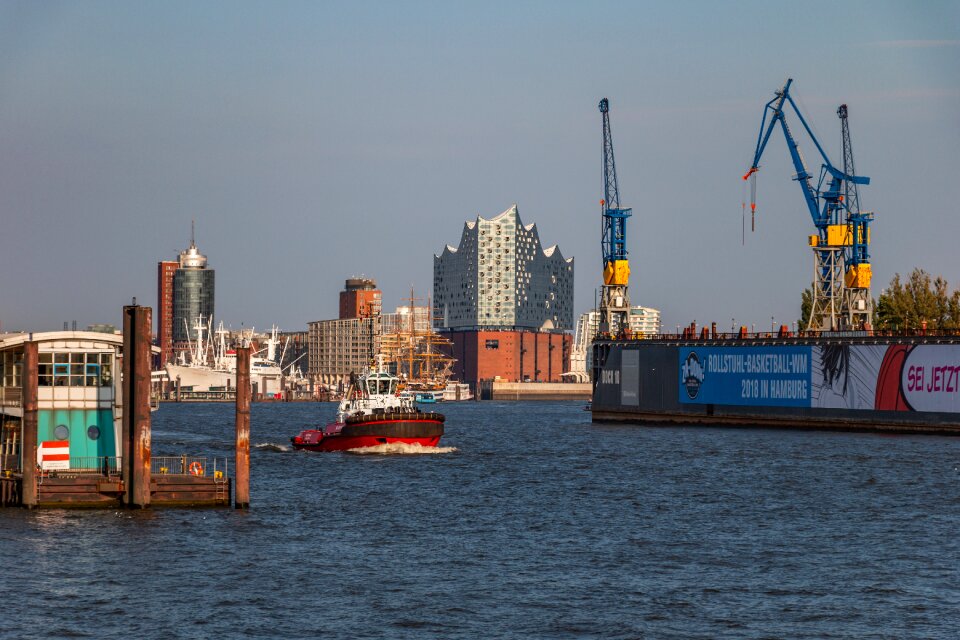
[164,363,282,395]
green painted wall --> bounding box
[38,408,116,465]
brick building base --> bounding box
[444,330,571,386]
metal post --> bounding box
[21,341,38,508]
[122,305,152,508]
[235,346,250,509]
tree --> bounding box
[875,268,960,331]
[799,287,812,330]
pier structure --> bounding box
[0,304,251,508]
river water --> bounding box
[2,401,959,638]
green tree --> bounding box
[875,268,960,331]
[799,287,812,330]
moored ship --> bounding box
[162,318,293,395]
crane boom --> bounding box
[597,98,632,336]
[744,79,875,331]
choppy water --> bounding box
[2,401,959,639]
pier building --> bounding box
[0,331,126,477]
[1,308,239,508]
[433,205,574,385]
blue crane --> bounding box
[598,97,632,335]
[744,79,874,330]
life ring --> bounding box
[188,461,204,477]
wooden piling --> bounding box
[21,341,38,508]
[122,305,152,508]
[235,346,251,509]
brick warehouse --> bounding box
[446,329,571,386]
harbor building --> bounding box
[171,235,215,361]
[433,204,574,385]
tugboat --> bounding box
[291,360,445,452]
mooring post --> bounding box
[21,341,38,508]
[235,345,251,509]
[122,304,153,508]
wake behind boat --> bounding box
[291,360,445,452]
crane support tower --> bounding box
[744,79,874,332]
[598,97,632,336]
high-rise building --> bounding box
[434,204,574,331]
[156,260,178,364]
[171,234,215,358]
[433,204,575,385]
[308,279,381,389]
[339,278,381,319]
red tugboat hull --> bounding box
[291,413,445,452]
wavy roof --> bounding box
[435,204,573,264]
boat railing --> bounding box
[152,455,229,480]
[35,456,122,479]
[64,456,123,476]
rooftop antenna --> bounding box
[191,219,196,248]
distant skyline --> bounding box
[1,1,958,333]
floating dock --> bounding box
[592,330,960,435]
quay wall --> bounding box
[489,381,591,401]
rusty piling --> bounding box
[122,305,152,508]
[21,341,38,508]
[235,345,251,509]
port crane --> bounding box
[744,79,874,331]
[597,98,632,336]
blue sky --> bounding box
[1,1,958,333]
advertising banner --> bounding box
[678,343,960,414]
[679,346,812,407]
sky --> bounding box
[1,1,958,334]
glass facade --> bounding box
[172,268,215,342]
[434,205,574,331]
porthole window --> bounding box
[54,424,70,440]
[87,425,100,440]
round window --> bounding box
[54,424,70,440]
[87,425,100,440]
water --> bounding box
[3,401,960,639]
